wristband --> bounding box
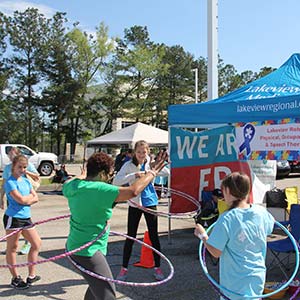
[198,232,208,240]
[148,170,157,177]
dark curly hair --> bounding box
[87,152,114,178]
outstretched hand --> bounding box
[150,150,169,175]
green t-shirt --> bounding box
[63,179,119,257]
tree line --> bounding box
[0,8,275,159]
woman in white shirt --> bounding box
[113,140,169,281]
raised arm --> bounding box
[112,162,136,186]
[115,150,168,202]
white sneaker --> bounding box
[20,243,31,255]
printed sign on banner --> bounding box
[170,126,252,213]
[236,120,300,160]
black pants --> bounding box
[122,205,161,268]
[71,251,116,300]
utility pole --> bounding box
[207,0,218,100]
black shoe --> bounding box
[26,275,41,285]
[11,276,29,290]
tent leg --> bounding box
[168,194,172,244]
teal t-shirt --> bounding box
[63,179,119,257]
[207,205,274,300]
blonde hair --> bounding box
[12,154,28,168]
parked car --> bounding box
[0,144,58,176]
[288,160,300,173]
[276,160,291,178]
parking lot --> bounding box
[0,166,299,299]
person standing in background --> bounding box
[0,147,40,255]
[3,155,41,289]
[114,149,127,174]
[113,140,170,281]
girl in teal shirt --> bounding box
[194,172,274,300]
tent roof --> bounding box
[208,53,300,104]
[169,53,300,126]
[87,122,168,147]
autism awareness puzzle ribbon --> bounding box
[239,123,255,156]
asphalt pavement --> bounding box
[0,167,298,300]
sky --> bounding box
[1,0,300,73]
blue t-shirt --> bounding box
[207,205,274,300]
[4,176,32,218]
[140,164,158,207]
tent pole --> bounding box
[167,126,172,244]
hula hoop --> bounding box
[198,220,300,299]
[67,230,174,287]
[0,214,109,269]
[129,187,200,219]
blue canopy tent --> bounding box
[167,53,300,216]
[169,53,300,127]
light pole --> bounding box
[192,68,199,104]
[207,0,218,100]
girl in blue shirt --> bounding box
[3,155,42,289]
[194,172,274,300]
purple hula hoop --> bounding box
[0,214,108,268]
[129,187,200,219]
[67,230,174,287]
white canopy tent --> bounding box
[86,122,168,148]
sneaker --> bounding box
[154,267,164,281]
[116,267,128,281]
[11,276,29,290]
[20,243,31,255]
[26,275,41,285]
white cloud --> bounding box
[0,1,57,18]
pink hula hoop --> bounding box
[129,187,200,219]
[0,214,108,268]
[68,230,174,287]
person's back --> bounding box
[194,172,274,300]
[114,150,126,173]
[212,205,273,299]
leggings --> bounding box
[122,205,161,268]
[71,251,116,300]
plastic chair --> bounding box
[285,186,299,215]
[267,204,300,279]
[194,191,218,228]
[217,199,228,215]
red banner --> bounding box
[170,161,253,213]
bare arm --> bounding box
[194,223,222,258]
[9,189,38,206]
[25,170,40,182]
[64,166,87,183]
[115,150,168,202]
[0,179,5,210]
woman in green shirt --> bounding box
[63,151,168,300]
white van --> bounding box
[0,144,58,176]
